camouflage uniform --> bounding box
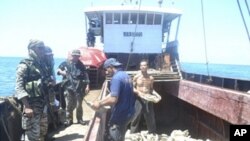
[44,46,60,130]
[57,50,90,125]
[44,46,57,107]
[44,46,56,82]
[15,40,51,141]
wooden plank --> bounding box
[106,70,181,82]
[83,81,109,141]
[177,80,250,124]
[88,117,101,141]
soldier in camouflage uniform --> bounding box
[15,39,51,141]
[44,46,56,84]
[57,49,90,126]
[44,46,60,131]
[44,46,58,106]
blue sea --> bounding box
[1,57,250,97]
[0,57,66,97]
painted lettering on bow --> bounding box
[123,32,143,37]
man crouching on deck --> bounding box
[91,58,136,141]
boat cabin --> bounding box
[84,6,182,70]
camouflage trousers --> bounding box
[65,90,84,122]
[21,106,48,141]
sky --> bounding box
[0,0,249,65]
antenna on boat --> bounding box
[121,0,139,6]
[158,0,163,7]
[90,0,93,6]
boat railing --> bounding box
[105,69,181,82]
[84,80,110,141]
[182,71,250,92]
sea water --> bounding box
[1,57,250,96]
[181,62,250,81]
[0,57,65,97]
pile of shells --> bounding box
[125,129,208,141]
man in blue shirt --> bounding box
[92,58,135,141]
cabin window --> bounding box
[146,13,154,25]
[139,13,146,24]
[122,13,129,24]
[154,14,162,25]
[114,13,121,24]
[130,13,137,24]
[106,13,112,24]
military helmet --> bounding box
[27,39,45,49]
[45,46,53,55]
[71,49,81,56]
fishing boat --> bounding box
[1,1,250,141]
[83,1,250,141]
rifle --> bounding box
[64,66,82,95]
[40,77,58,129]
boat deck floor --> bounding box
[49,89,101,141]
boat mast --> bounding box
[200,0,211,81]
[237,0,250,43]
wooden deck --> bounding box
[50,89,101,141]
